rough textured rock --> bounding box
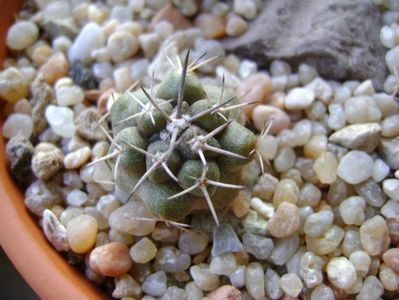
[329,123,382,153]
[223,0,387,89]
[5,136,34,187]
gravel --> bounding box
[2,0,399,299]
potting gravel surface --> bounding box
[2,0,399,299]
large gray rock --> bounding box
[224,0,388,89]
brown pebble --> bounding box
[85,89,101,102]
[268,202,300,238]
[40,52,69,84]
[237,73,271,118]
[314,200,333,212]
[195,13,226,39]
[149,5,191,31]
[89,242,132,277]
[207,285,241,300]
[32,45,54,66]
[97,88,115,114]
[387,219,399,245]
[382,248,399,274]
[192,247,210,265]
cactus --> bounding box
[94,50,257,225]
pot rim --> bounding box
[0,1,107,299]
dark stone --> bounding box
[42,19,78,40]
[5,136,34,187]
[69,61,98,90]
[223,0,388,89]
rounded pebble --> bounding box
[7,21,39,50]
[280,273,303,297]
[107,31,139,63]
[285,87,315,110]
[268,202,300,238]
[130,237,157,263]
[67,214,98,253]
[313,152,338,184]
[89,242,132,276]
[2,113,33,139]
[339,196,366,226]
[337,151,374,184]
[382,178,399,200]
[45,105,76,138]
[326,257,357,290]
[64,146,92,169]
[178,231,208,255]
[56,85,85,106]
[360,215,389,256]
[382,248,399,273]
[252,105,290,134]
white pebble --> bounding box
[66,189,88,206]
[52,36,72,53]
[107,31,139,63]
[245,262,265,299]
[250,197,275,219]
[190,264,219,291]
[258,134,278,161]
[337,151,374,184]
[353,79,375,96]
[326,257,357,290]
[381,114,399,137]
[304,210,334,238]
[92,62,113,80]
[383,178,399,201]
[56,85,84,106]
[306,78,333,103]
[138,32,161,58]
[380,25,397,48]
[381,199,399,219]
[64,146,91,169]
[349,250,370,278]
[42,209,70,251]
[333,86,351,104]
[2,113,33,139]
[345,96,382,124]
[45,105,76,138]
[233,0,257,20]
[209,253,236,275]
[280,273,303,297]
[327,103,346,130]
[68,22,105,63]
[6,21,39,51]
[372,158,390,182]
[339,196,366,226]
[385,45,399,75]
[274,147,296,173]
[229,266,245,288]
[238,59,257,79]
[285,87,315,110]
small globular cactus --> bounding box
[93,50,257,225]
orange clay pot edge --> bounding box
[0,2,107,299]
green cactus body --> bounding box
[108,52,256,223]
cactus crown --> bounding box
[92,50,257,225]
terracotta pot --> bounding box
[0,2,107,299]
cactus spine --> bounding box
[94,50,257,225]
